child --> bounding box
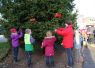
[41,31,56,67]
[82,32,88,48]
[74,30,83,63]
[10,28,22,62]
[24,29,34,67]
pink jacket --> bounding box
[42,36,56,56]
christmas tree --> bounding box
[0,0,77,40]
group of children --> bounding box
[10,27,85,68]
[10,28,56,67]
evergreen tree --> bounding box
[0,0,77,40]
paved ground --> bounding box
[83,45,95,68]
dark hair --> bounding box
[65,20,72,25]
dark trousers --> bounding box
[66,48,74,67]
[26,51,32,66]
[13,47,19,62]
[45,56,54,67]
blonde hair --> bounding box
[25,29,31,34]
[46,31,52,37]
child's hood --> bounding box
[44,36,55,39]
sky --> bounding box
[74,0,95,18]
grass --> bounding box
[0,42,11,61]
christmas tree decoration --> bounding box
[55,12,62,18]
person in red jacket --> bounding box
[55,20,74,68]
[41,31,56,67]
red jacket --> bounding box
[42,36,56,56]
[56,25,74,48]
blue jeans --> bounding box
[26,51,32,66]
[66,48,74,67]
[13,47,19,62]
[45,56,54,67]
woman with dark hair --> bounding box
[55,20,74,68]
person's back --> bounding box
[11,29,22,47]
[55,24,74,48]
[41,31,56,67]
[10,28,22,62]
[55,20,74,68]
[74,30,83,63]
[62,24,74,48]
[74,30,81,49]
[24,34,34,51]
[24,29,34,67]
[42,36,56,56]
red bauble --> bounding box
[54,12,62,18]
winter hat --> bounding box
[10,28,17,33]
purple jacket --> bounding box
[42,36,56,56]
[11,32,22,47]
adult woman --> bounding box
[55,20,74,68]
